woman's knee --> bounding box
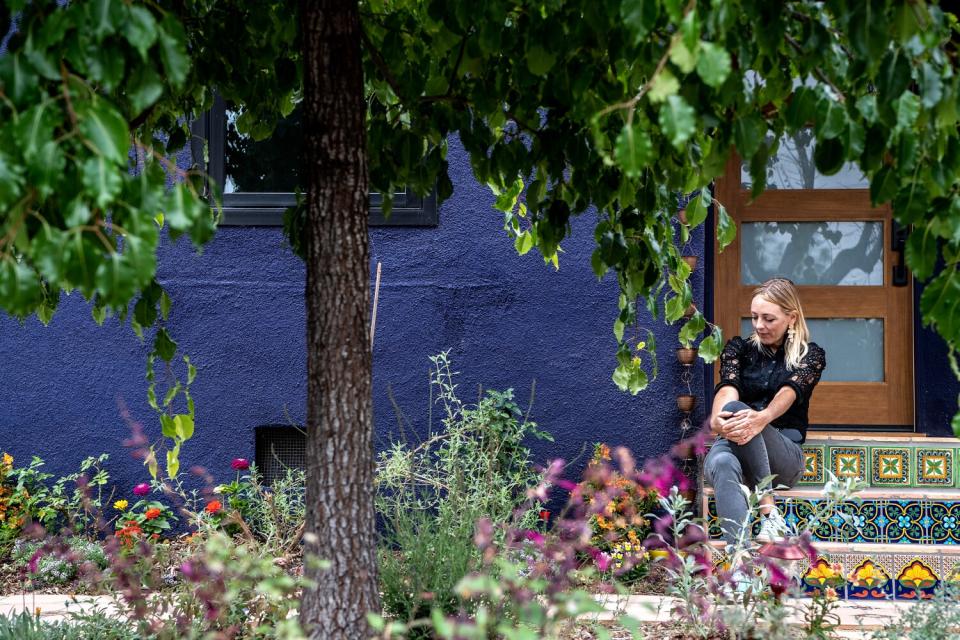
[704,449,742,484]
[722,400,751,413]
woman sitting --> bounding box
[704,277,826,546]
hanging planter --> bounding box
[682,255,698,270]
[677,208,688,224]
[676,394,697,412]
[676,347,698,365]
[683,303,697,319]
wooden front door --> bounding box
[714,154,913,428]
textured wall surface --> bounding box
[0,137,705,491]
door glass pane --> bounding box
[740,130,869,189]
[739,318,883,382]
[741,221,883,285]
[225,104,303,194]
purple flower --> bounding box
[231,458,250,471]
[28,549,42,574]
[133,483,150,497]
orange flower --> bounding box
[145,508,161,520]
[205,500,222,514]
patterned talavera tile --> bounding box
[883,500,927,544]
[928,501,960,544]
[830,446,867,483]
[798,445,825,485]
[847,557,893,600]
[895,558,939,600]
[871,447,910,486]
[917,448,954,487]
[801,557,846,597]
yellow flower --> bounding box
[113,500,129,511]
[824,587,838,602]
[1,453,12,467]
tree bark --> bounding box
[299,0,379,637]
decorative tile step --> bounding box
[797,437,957,488]
[702,490,960,545]
[707,541,960,601]
[705,434,960,489]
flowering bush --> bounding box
[113,499,177,541]
[578,442,659,580]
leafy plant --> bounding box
[375,351,552,625]
[871,585,960,640]
[0,610,139,640]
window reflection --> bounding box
[225,104,303,194]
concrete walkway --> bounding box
[0,592,914,637]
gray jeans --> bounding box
[703,401,804,545]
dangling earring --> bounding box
[787,326,796,342]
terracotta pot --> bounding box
[677,208,688,224]
[676,347,698,365]
[683,303,697,319]
[676,394,697,412]
[682,255,698,270]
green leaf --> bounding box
[716,203,736,251]
[921,268,960,348]
[734,113,765,158]
[659,95,696,149]
[877,49,911,103]
[856,94,879,124]
[815,97,847,140]
[0,53,40,106]
[173,414,195,441]
[81,156,123,208]
[686,189,710,228]
[78,100,130,165]
[0,151,26,210]
[905,223,937,281]
[621,0,659,44]
[95,252,138,309]
[698,327,723,362]
[525,45,556,75]
[895,92,921,132]
[160,414,176,438]
[160,290,172,321]
[514,231,534,255]
[663,0,683,23]
[669,40,697,74]
[166,445,180,479]
[0,261,42,317]
[127,64,165,116]
[14,102,58,161]
[813,137,845,175]
[648,69,680,103]
[157,15,190,87]
[920,61,943,109]
[123,6,158,59]
[89,0,121,40]
[696,41,731,88]
[615,123,653,178]
[153,328,177,362]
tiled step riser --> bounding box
[796,442,955,488]
[712,548,958,601]
[705,495,960,545]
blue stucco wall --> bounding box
[0,136,704,491]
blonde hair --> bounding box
[746,278,810,370]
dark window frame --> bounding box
[190,96,438,227]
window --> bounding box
[190,96,438,227]
[254,425,305,485]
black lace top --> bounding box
[715,336,827,443]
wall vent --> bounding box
[254,426,306,485]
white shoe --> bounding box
[755,509,788,543]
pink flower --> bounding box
[133,483,150,496]
[231,458,250,471]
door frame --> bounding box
[710,155,915,430]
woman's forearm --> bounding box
[710,386,740,432]
[759,386,797,425]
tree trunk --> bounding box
[299,0,379,637]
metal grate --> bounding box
[255,426,306,485]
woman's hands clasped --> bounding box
[711,409,770,445]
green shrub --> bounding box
[376,351,552,626]
[0,611,139,640]
[11,537,109,588]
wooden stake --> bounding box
[370,261,382,346]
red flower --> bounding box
[231,458,250,471]
[145,507,161,520]
[539,510,550,521]
[205,500,222,514]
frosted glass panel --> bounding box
[741,221,883,285]
[739,318,883,382]
[740,130,868,189]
